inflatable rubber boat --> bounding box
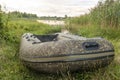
[19,33,114,73]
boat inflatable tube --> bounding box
[19,33,114,73]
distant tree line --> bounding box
[8,11,68,20]
[39,15,68,20]
[8,11,38,19]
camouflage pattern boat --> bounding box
[19,33,114,73]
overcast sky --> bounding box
[0,0,100,17]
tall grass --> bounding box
[0,5,4,38]
[66,0,120,38]
[90,0,120,28]
[67,0,120,28]
[0,6,9,40]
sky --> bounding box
[0,0,100,17]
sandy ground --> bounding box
[37,20,65,26]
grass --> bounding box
[0,18,120,80]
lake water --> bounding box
[37,20,65,26]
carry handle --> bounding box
[83,42,99,50]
